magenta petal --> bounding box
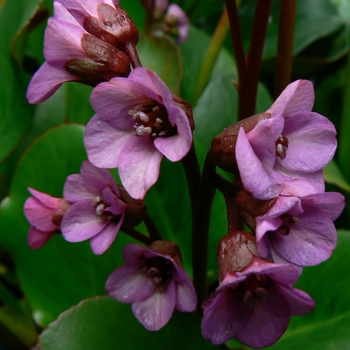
[106,260,156,303]
[236,128,284,200]
[27,226,56,249]
[85,115,133,169]
[277,285,315,316]
[202,288,248,344]
[237,282,290,348]
[122,244,149,262]
[90,78,160,125]
[272,209,337,266]
[277,112,337,172]
[63,173,110,202]
[247,116,284,172]
[89,217,123,255]
[103,188,128,215]
[117,136,163,199]
[267,80,314,118]
[24,197,58,232]
[154,107,192,161]
[61,200,106,242]
[132,279,176,330]
[27,62,77,104]
[45,16,85,66]
[27,188,60,209]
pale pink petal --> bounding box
[27,227,56,249]
[26,62,77,104]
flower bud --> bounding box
[83,3,139,53]
[211,112,270,173]
[217,231,258,282]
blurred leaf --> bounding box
[0,125,135,326]
[0,0,43,162]
[324,160,350,192]
[331,0,350,23]
[137,34,183,95]
[36,296,223,350]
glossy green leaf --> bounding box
[137,35,183,95]
[0,0,42,162]
[37,296,223,350]
[0,125,135,326]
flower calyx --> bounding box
[211,112,270,173]
[148,240,183,268]
[217,231,258,283]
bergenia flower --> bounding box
[24,188,71,249]
[84,67,192,199]
[201,257,315,348]
[256,192,345,266]
[61,160,128,255]
[27,1,130,104]
[235,80,337,200]
[106,241,197,330]
[163,4,189,44]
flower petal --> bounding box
[132,279,176,330]
[27,226,56,249]
[106,258,156,303]
[26,62,77,104]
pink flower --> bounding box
[256,192,345,266]
[24,188,71,249]
[84,67,192,199]
[27,0,130,104]
[61,160,128,255]
[235,80,337,200]
[201,257,315,348]
[163,4,189,44]
[106,241,197,330]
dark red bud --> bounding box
[149,240,183,267]
[211,112,270,173]
[217,231,258,282]
[81,34,131,76]
[118,186,147,230]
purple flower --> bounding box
[84,67,192,199]
[106,241,197,330]
[201,257,315,348]
[24,188,71,249]
[27,0,130,104]
[235,80,337,200]
[163,4,189,44]
[61,160,128,255]
[256,192,345,266]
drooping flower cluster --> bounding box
[204,80,345,347]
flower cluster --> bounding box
[204,80,345,347]
[24,0,345,348]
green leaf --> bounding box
[323,160,350,192]
[37,296,223,350]
[0,0,43,162]
[0,125,135,326]
[137,35,183,95]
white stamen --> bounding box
[153,106,160,112]
[128,109,138,116]
[155,118,162,124]
[135,125,152,136]
[292,216,299,223]
[138,111,149,123]
[93,196,102,206]
[95,203,105,215]
[159,131,166,136]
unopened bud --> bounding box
[211,112,270,173]
[83,3,139,52]
[217,231,258,282]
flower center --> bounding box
[277,214,299,236]
[144,257,172,288]
[129,100,177,138]
[276,135,289,160]
[234,274,269,307]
